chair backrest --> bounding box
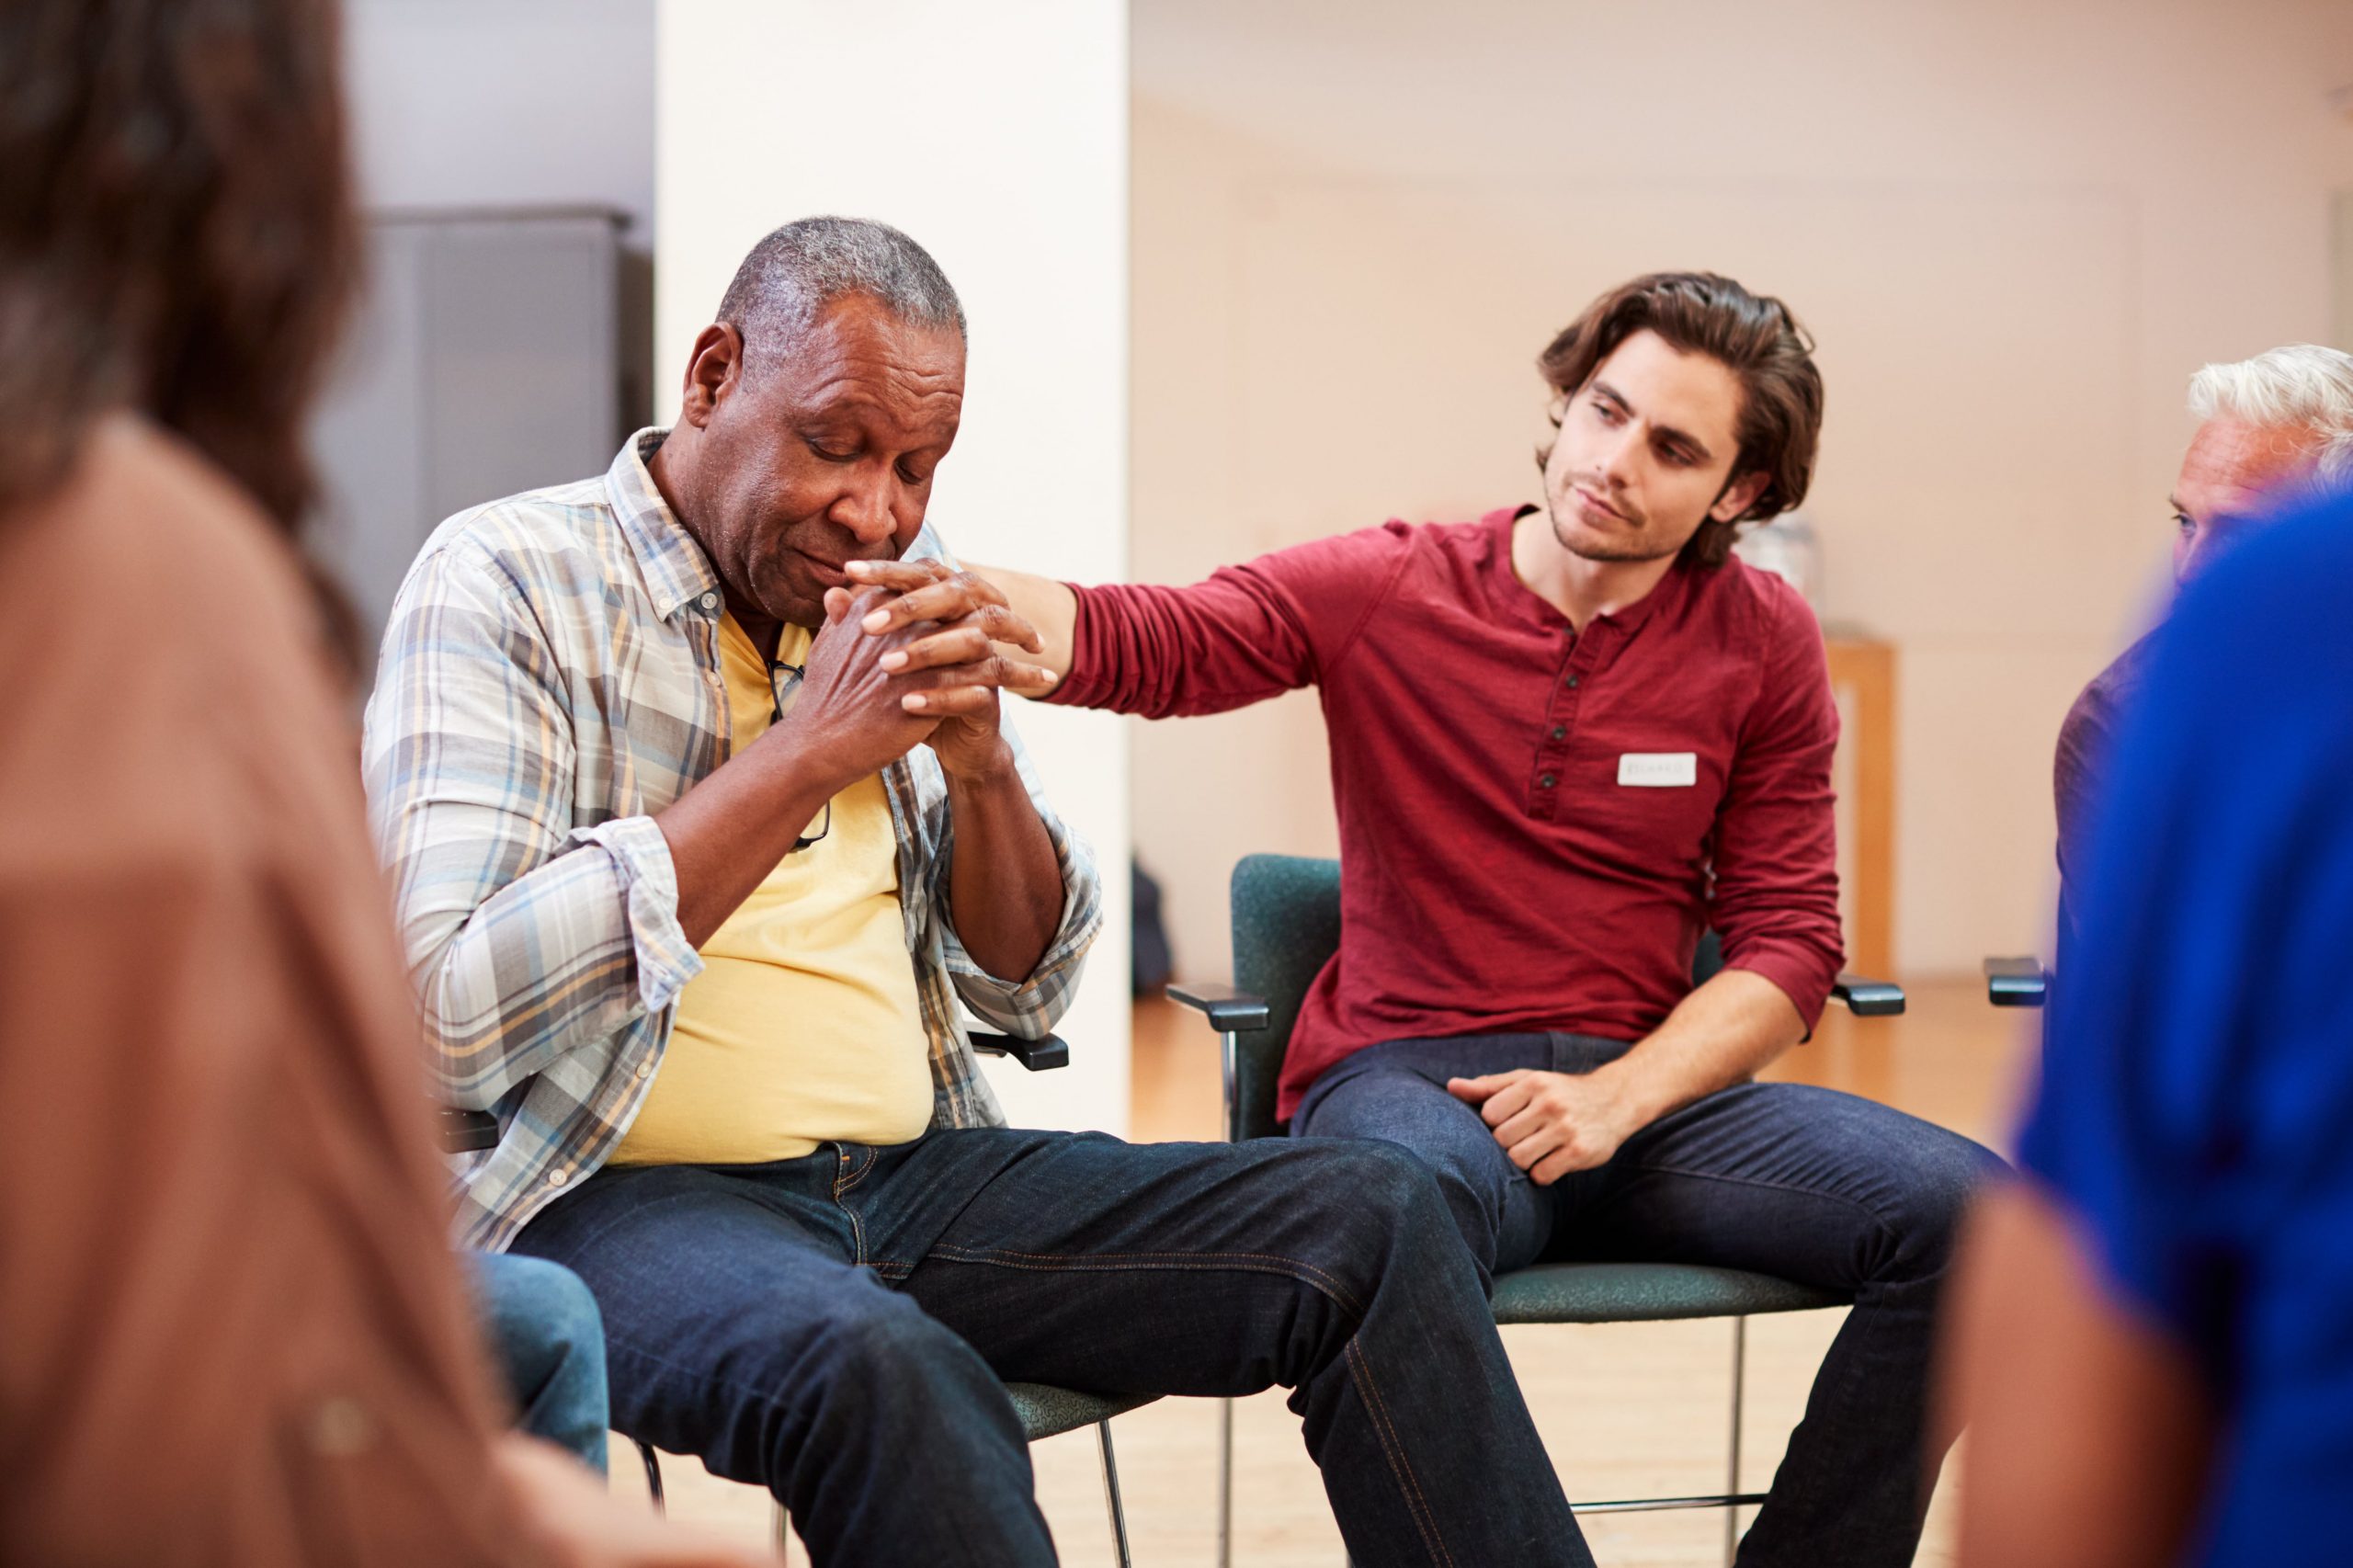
[1228,854,1345,1142]
[1226,853,1728,1141]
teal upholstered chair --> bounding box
[1170,854,1904,1568]
[456,1032,1162,1568]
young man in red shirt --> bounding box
[856,272,1999,1565]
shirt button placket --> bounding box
[1538,654,1585,816]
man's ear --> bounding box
[677,323,746,429]
[1710,469,1771,523]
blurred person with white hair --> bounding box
[2052,344,2353,946]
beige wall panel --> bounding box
[1893,638,2133,968]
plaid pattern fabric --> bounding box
[362,429,1102,1252]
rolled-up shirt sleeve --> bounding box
[362,540,700,1109]
[1709,588,1846,1028]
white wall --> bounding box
[343,0,655,236]
[1114,0,2353,981]
[657,1,1134,1132]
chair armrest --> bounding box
[438,1108,501,1155]
[1828,973,1906,1017]
[1983,956,2050,1009]
[1165,981,1270,1033]
[971,1031,1071,1072]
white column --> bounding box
[656,1,1132,1133]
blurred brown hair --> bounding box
[0,0,360,535]
[1537,272,1824,569]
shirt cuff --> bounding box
[938,824,1103,1035]
[567,814,702,1013]
[1044,584,1118,710]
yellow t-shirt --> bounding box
[609,614,933,1166]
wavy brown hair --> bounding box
[1537,271,1824,568]
[0,0,359,535]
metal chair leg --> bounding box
[1217,1027,1240,1568]
[635,1439,665,1514]
[1097,1418,1134,1568]
[1723,1315,1747,1568]
[1216,1394,1234,1568]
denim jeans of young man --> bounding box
[513,1129,1587,1567]
[1292,1033,2006,1568]
[471,1252,611,1472]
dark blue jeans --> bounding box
[470,1251,610,1472]
[513,1128,1585,1567]
[1293,1033,2004,1568]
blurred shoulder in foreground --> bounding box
[1953,480,2353,1568]
[0,414,525,1563]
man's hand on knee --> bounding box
[1447,1069,1641,1185]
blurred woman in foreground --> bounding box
[0,3,762,1562]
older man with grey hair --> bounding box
[2053,342,2353,945]
[363,216,1584,1567]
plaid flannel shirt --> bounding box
[361,429,1102,1253]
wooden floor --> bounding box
[613,979,2037,1565]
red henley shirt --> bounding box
[1052,508,1845,1119]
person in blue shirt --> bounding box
[1947,480,2353,1567]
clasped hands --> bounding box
[785,559,1056,784]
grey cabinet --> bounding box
[309,206,631,671]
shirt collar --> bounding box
[1596,548,1694,636]
[1497,502,1697,638]
[606,426,723,622]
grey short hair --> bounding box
[716,216,965,371]
[2187,343,2353,481]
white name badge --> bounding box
[1618,752,1698,788]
